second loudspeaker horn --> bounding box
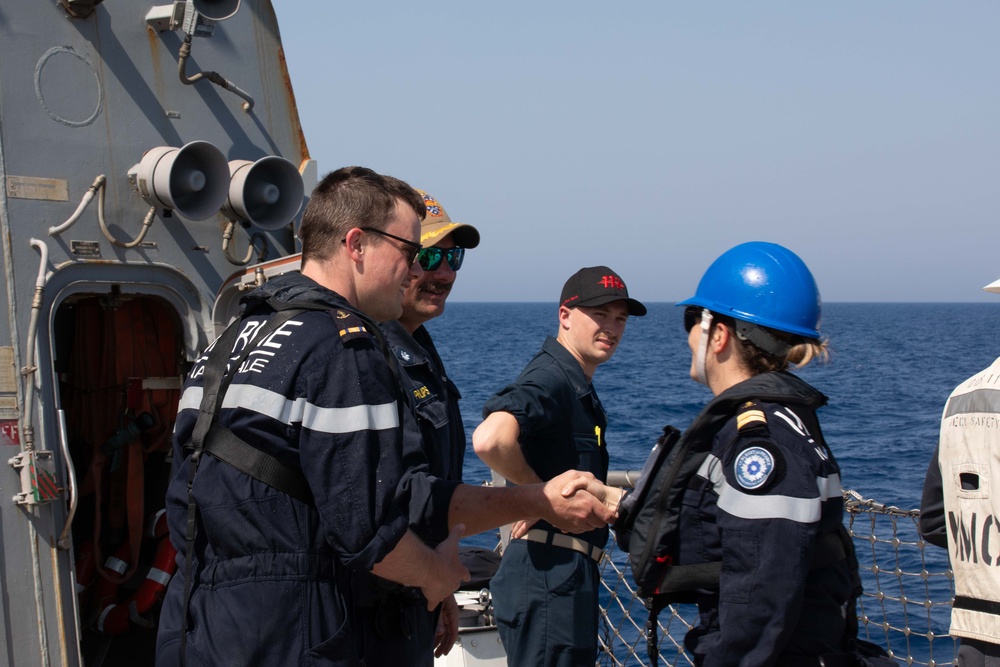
[223,156,305,231]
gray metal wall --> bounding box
[0,2,312,663]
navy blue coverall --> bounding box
[156,273,410,667]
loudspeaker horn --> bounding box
[191,0,241,21]
[222,157,304,231]
[128,141,230,221]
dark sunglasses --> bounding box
[683,306,704,333]
[358,227,422,265]
[417,246,465,272]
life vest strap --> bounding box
[203,423,312,504]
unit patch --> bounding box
[734,446,774,490]
[422,193,443,217]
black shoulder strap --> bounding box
[203,424,313,503]
[190,296,404,501]
[179,304,310,664]
[193,302,322,503]
[187,305,307,457]
[187,313,253,457]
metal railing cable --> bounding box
[583,488,958,666]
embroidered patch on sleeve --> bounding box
[734,446,775,490]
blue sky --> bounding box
[275,2,999,303]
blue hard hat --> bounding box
[678,242,821,339]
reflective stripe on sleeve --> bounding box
[178,385,399,432]
[698,453,839,523]
[177,386,201,413]
[298,399,399,433]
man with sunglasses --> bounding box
[156,167,473,667]
[385,190,476,491]
[356,189,477,661]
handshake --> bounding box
[506,470,626,540]
[539,469,626,534]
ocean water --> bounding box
[432,301,1000,508]
[428,301,1000,662]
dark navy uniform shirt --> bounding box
[677,372,853,666]
[381,320,463,545]
[384,322,465,482]
[482,335,609,548]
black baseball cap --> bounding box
[559,266,647,316]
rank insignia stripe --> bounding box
[736,409,767,431]
[329,309,372,344]
[338,326,367,336]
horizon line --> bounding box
[444,299,1000,305]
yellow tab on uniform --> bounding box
[736,400,767,433]
[595,425,602,447]
[332,309,371,344]
[736,410,766,430]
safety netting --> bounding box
[591,490,958,666]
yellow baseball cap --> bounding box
[417,189,481,249]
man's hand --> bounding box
[434,594,460,657]
[510,518,539,540]
[420,523,471,611]
[540,470,616,533]
[559,471,625,515]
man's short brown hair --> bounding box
[299,166,426,262]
